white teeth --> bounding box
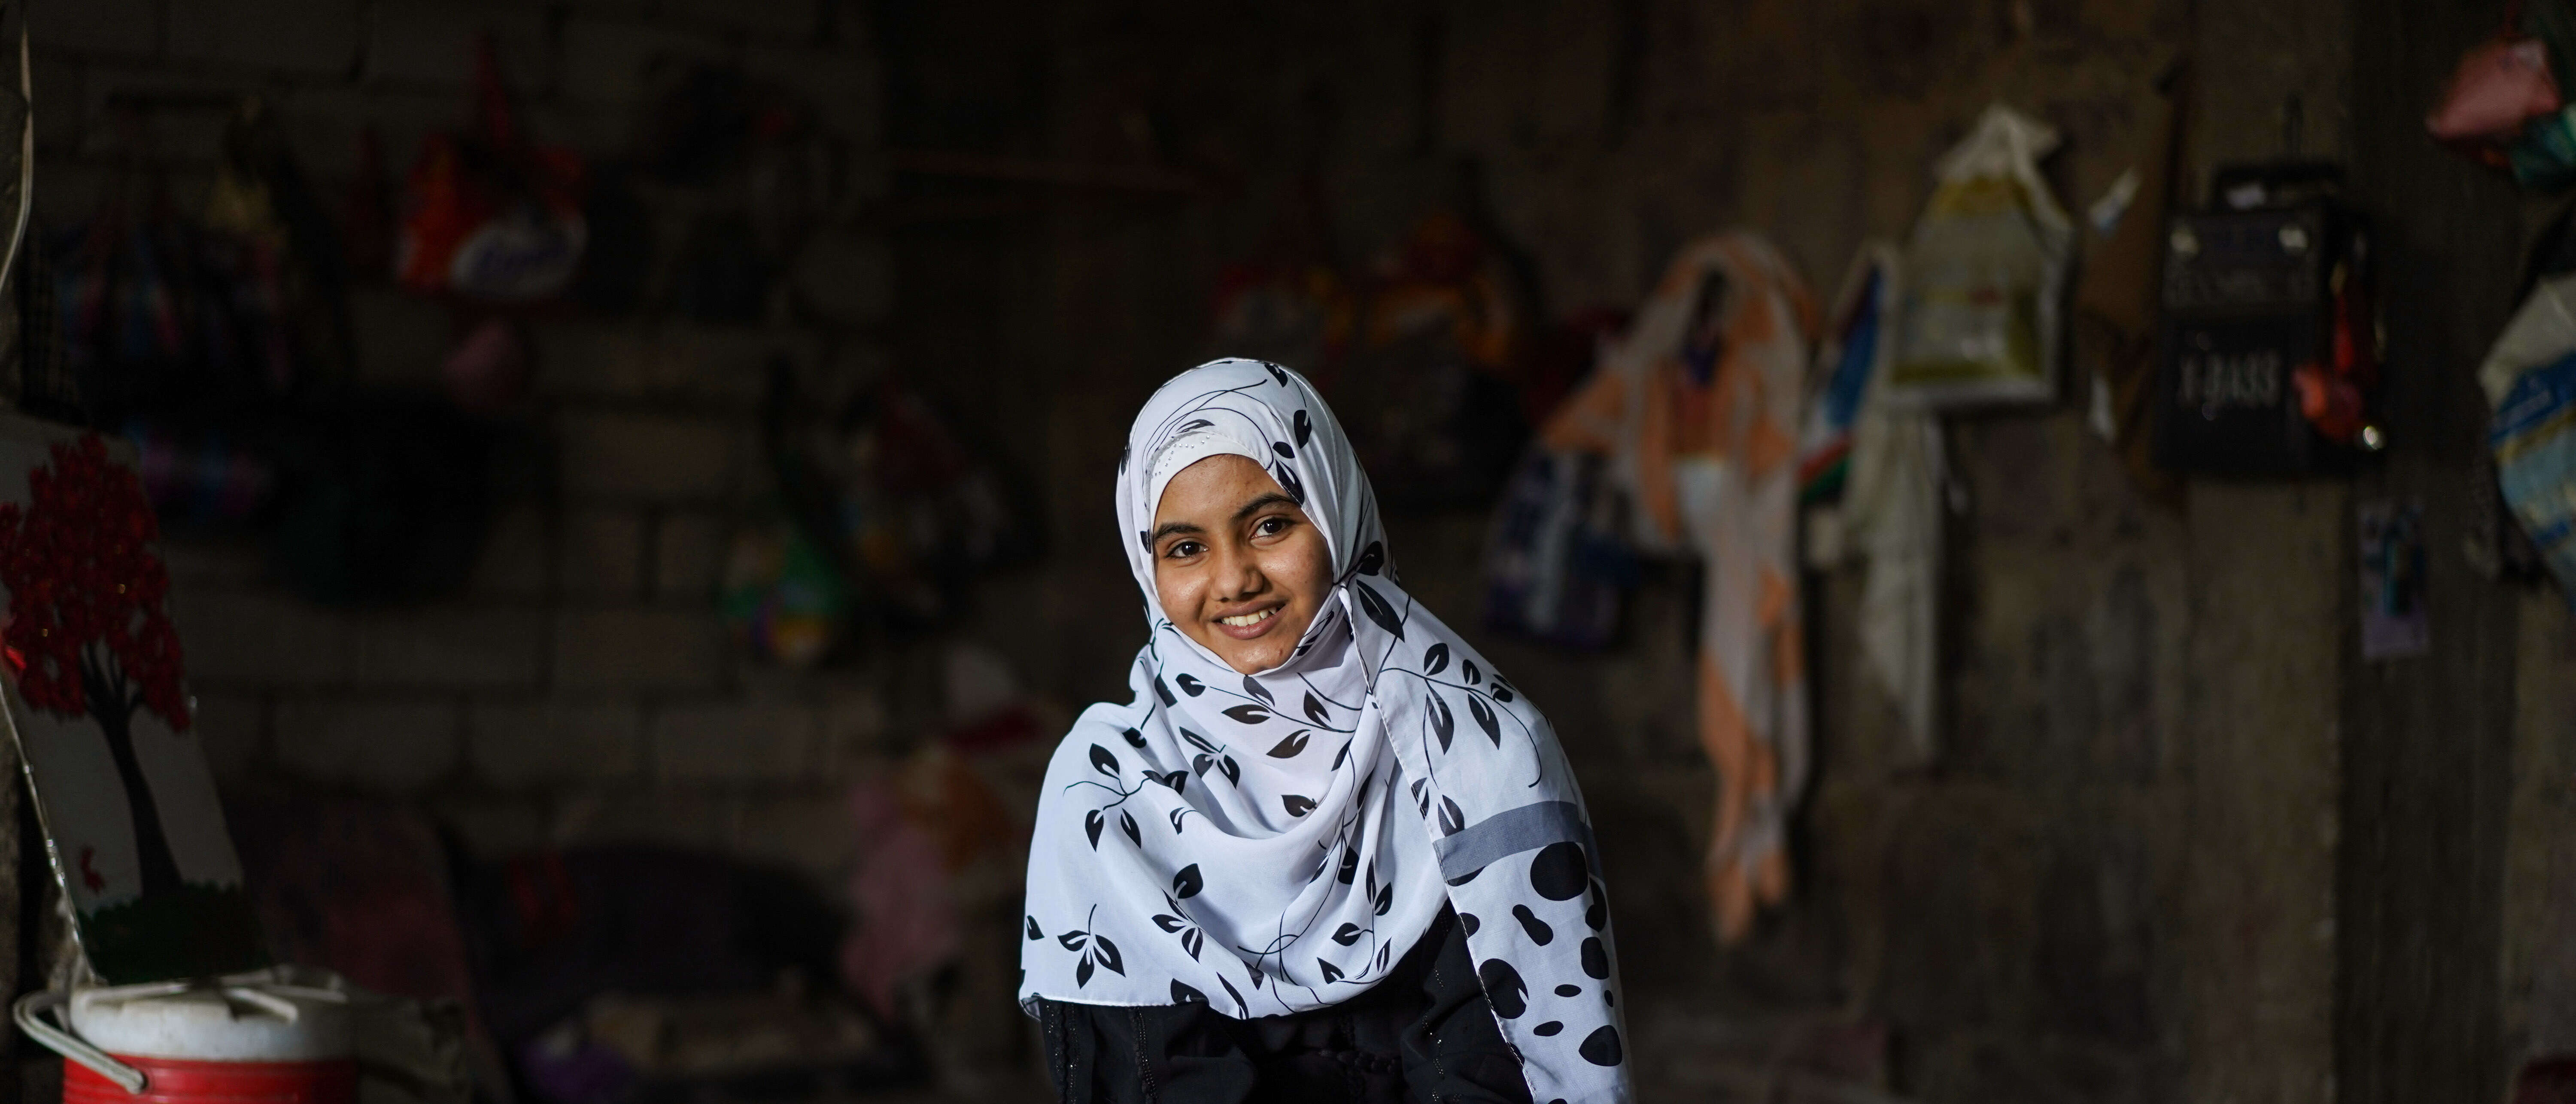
[1220,608,1276,627]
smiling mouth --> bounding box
[1219,608,1276,628]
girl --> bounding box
[1020,359,1632,1104]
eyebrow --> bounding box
[1232,493,1299,523]
[1148,493,1302,547]
[1148,520,1204,544]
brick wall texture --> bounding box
[35,0,889,887]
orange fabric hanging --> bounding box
[1544,234,1815,944]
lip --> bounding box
[1211,602,1288,641]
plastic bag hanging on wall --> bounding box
[1884,103,2074,409]
[394,35,586,301]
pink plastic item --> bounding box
[2428,36,2561,143]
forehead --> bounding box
[1152,454,1285,522]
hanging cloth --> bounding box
[1543,234,1815,944]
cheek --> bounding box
[1271,532,1337,603]
[1153,563,1202,621]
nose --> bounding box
[1213,543,1268,603]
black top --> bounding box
[1030,907,1534,1104]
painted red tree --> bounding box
[0,436,189,900]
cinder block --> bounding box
[560,508,646,597]
[351,608,546,688]
[162,537,267,588]
[33,161,111,224]
[364,0,550,92]
[653,511,728,600]
[817,683,888,767]
[534,321,787,404]
[470,506,550,599]
[274,83,460,183]
[665,0,820,40]
[786,230,890,328]
[173,589,356,687]
[466,698,643,787]
[557,411,739,501]
[553,607,728,690]
[743,44,880,143]
[189,692,268,785]
[273,696,462,790]
[167,0,360,76]
[732,791,851,880]
[349,287,453,386]
[518,101,626,158]
[654,324,812,404]
[559,16,732,107]
[650,700,817,780]
[429,796,547,858]
[550,786,739,850]
[32,0,158,57]
[31,56,86,153]
[79,68,235,162]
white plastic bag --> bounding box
[2480,274,2576,598]
[1886,103,2075,408]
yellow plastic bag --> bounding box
[1887,104,2074,407]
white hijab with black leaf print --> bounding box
[1019,359,1634,1104]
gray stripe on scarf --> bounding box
[1434,800,1595,882]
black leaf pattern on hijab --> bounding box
[1242,675,1276,706]
[1177,673,1205,696]
[1265,362,1289,386]
[1173,864,1204,898]
[1084,810,1105,849]
[1304,693,1332,725]
[1318,958,1345,984]
[1282,794,1317,817]
[1273,462,1305,504]
[1025,916,1043,940]
[1218,976,1246,1015]
[1469,697,1501,746]
[1294,408,1313,445]
[1423,642,1449,675]
[1123,727,1147,748]
[1437,796,1466,836]
[1428,692,1454,750]
[1221,704,1271,724]
[1352,581,1404,639]
[1267,730,1310,757]
[1271,441,1294,459]
[1090,745,1120,777]
[1154,677,1176,706]
[1172,980,1206,1004]
[1333,923,1363,946]
[1353,540,1384,575]
[1462,659,1482,685]
[1120,810,1141,845]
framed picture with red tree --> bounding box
[0,417,263,983]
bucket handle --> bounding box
[13,990,148,1094]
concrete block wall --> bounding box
[28,0,893,889]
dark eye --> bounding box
[1255,516,1292,537]
[1166,540,1204,559]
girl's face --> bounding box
[1150,454,1335,675]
